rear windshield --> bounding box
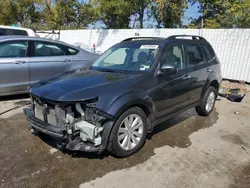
[0,28,28,36]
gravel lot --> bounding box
[0,87,250,188]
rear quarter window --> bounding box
[60,44,79,55]
[67,47,79,55]
[202,43,216,61]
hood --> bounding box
[30,69,142,102]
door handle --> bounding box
[14,60,26,64]
[63,59,71,63]
[207,68,212,73]
[182,75,191,80]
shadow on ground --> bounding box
[0,94,29,102]
[0,108,218,188]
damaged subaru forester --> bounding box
[24,35,222,157]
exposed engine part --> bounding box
[34,101,44,121]
[75,103,85,117]
[65,106,74,124]
[74,120,104,146]
[66,113,74,124]
[67,128,72,134]
[55,106,66,126]
[31,95,112,149]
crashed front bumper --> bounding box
[24,108,64,139]
[24,108,106,153]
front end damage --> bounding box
[24,95,114,152]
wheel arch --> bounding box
[202,73,220,97]
[116,100,151,117]
[209,80,220,91]
[105,91,153,119]
[101,92,154,151]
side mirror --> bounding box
[159,63,177,75]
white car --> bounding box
[0,25,36,37]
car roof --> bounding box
[0,35,82,50]
[0,25,33,32]
[0,25,36,36]
[120,37,166,45]
[119,35,209,45]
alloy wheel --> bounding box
[117,114,144,151]
[206,91,215,112]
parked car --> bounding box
[24,35,222,157]
[0,25,36,36]
[0,36,99,96]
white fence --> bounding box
[57,29,250,82]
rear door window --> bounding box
[185,44,205,66]
[0,40,28,57]
[34,41,67,57]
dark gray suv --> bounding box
[24,35,222,157]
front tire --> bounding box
[108,107,147,157]
[196,86,217,116]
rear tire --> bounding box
[196,86,217,116]
[107,107,147,157]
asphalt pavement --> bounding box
[0,92,250,188]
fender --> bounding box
[105,91,153,119]
[202,72,221,97]
[98,92,154,152]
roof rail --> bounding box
[166,35,206,41]
[122,37,166,42]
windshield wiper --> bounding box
[98,69,124,73]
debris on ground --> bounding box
[241,146,249,154]
[234,111,250,117]
[219,80,249,102]
[220,80,250,93]
[219,88,245,102]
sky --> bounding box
[183,2,200,25]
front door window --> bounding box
[0,41,28,58]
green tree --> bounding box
[0,0,42,28]
[151,0,188,28]
[93,0,133,29]
[128,0,151,28]
[228,0,250,28]
[190,0,250,28]
[43,0,97,30]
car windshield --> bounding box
[91,43,160,72]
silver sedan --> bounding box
[0,36,99,96]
